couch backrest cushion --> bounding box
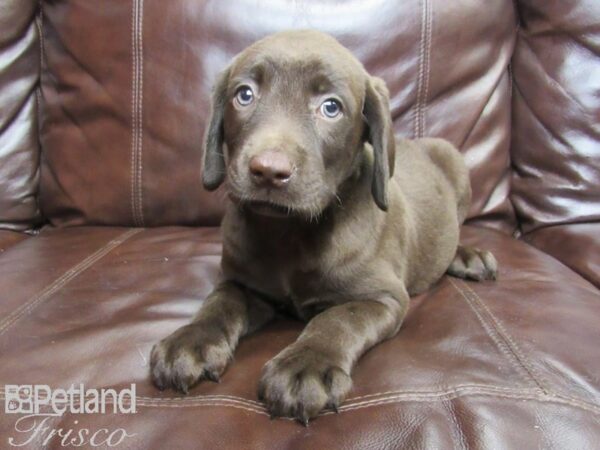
[511,0,600,235]
[0,0,41,231]
[39,0,517,230]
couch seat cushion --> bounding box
[0,226,598,448]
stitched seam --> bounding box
[0,229,141,337]
[0,384,538,407]
[130,0,144,227]
[413,0,427,138]
[136,0,145,226]
[334,391,600,417]
[137,397,264,410]
[2,390,599,418]
[4,389,597,417]
[136,401,269,415]
[459,280,554,394]
[130,0,138,226]
[345,383,537,401]
[448,278,539,389]
[421,0,432,137]
[136,384,537,404]
[137,394,264,406]
[443,400,468,450]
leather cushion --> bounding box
[0,225,598,447]
[523,223,600,288]
[39,0,517,232]
[511,0,600,233]
[0,0,41,231]
[0,230,28,253]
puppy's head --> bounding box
[203,30,395,218]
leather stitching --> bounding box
[3,388,598,418]
[0,384,535,407]
[0,229,141,337]
[130,0,145,227]
[136,0,145,226]
[333,390,600,417]
[130,0,138,226]
[448,278,540,389]
[457,280,550,393]
[413,0,425,138]
[413,0,432,139]
[445,400,469,450]
[344,383,537,401]
[422,0,432,136]
[454,279,600,412]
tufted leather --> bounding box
[1,0,599,448]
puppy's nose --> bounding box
[249,151,293,187]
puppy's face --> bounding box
[203,31,395,218]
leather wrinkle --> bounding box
[458,70,510,151]
[518,32,591,122]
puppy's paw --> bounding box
[447,245,498,281]
[258,345,352,425]
[150,324,232,394]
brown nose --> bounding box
[249,151,293,187]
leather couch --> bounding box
[1,0,599,448]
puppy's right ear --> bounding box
[363,76,395,211]
[202,67,231,191]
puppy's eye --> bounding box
[235,86,254,107]
[319,99,342,119]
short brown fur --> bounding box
[151,30,497,425]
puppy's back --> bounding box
[394,138,471,225]
[388,138,470,293]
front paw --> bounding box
[258,345,352,425]
[150,324,232,394]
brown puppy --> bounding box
[150,30,497,424]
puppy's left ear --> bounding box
[202,67,231,191]
[363,76,395,211]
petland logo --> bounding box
[4,384,137,447]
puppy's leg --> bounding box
[447,245,498,281]
[151,281,274,393]
[259,293,408,424]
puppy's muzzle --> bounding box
[249,150,294,188]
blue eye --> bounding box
[235,86,254,106]
[320,99,342,118]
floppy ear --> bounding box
[363,76,396,211]
[202,67,231,191]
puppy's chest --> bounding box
[231,238,346,319]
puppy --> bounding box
[150,30,497,424]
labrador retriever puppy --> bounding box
[150,30,497,424]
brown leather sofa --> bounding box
[1,1,599,448]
